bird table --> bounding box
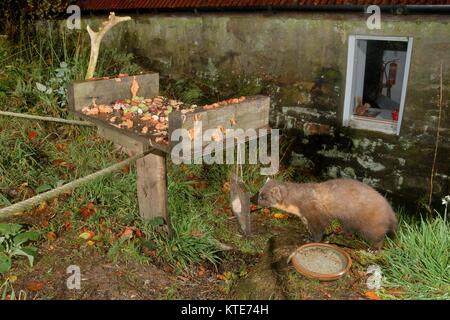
[68,73,270,231]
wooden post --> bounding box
[136,152,170,230]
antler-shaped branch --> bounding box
[85,12,131,79]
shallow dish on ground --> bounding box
[289,243,352,281]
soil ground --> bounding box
[7,212,374,300]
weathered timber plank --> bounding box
[68,73,159,112]
[75,110,170,154]
[169,96,270,162]
[169,95,270,148]
[97,126,147,155]
[171,129,271,163]
[136,152,169,224]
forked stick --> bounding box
[85,12,131,79]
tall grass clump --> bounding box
[383,198,450,299]
[0,22,142,117]
[143,177,220,271]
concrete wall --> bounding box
[92,12,449,205]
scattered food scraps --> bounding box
[364,291,381,300]
[120,227,134,239]
[203,96,245,110]
[47,231,57,241]
[191,228,203,238]
[80,95,248,146]
[79,202,96,219]
[119,119,133,129]
[79,230,95,240]
[26,280,45,292]
[27,131,38,140]
[130,76,140,99]
[222,181,231,193]
[98,105,113,113]
[272,213,289,219]
[63,220,72,231]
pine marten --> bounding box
[256,178,397,250]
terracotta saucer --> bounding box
[289,243,352,281]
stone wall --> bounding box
[88,12,450,205]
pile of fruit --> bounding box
[81,96,194,145]
[80,94,247,146]
[203,96,246,110]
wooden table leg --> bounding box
[136,152,170,233]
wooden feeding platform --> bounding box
[68,72,270,231]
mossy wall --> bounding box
[88,12,449,205]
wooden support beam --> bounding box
[69,73,159,112]
[136,152,170,232]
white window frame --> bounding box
[343,35,413,135]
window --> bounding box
[343,35,413,135]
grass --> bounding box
[147,177,221,270]
[1,277,27,300]
[381,207,450,300]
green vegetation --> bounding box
[382,205,449,300]
[0,27,141,117]
[1,277,27,300]
[0,223,40,273]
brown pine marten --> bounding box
[256,178,397,250]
